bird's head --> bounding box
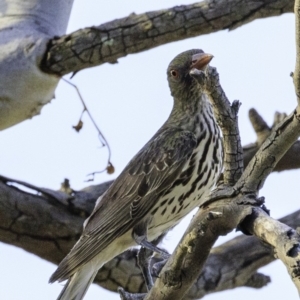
[167,49,213,102]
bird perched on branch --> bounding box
[50,49,223,300]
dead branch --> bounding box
[40,0,293,76]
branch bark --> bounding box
[242,109,300,172]
[41,0,294,76]
[243,208,300,292]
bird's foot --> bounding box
[137,247,154,290]
[132,224,170,292]
[118,288,146,300]
[133,223,169,259]
[152,257,169,277]
[139,239,169,259]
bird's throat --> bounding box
[171,92,207,121]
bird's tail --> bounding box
[55,266,98,300]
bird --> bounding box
[50,49,223,300]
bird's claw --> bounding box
[152,257,169,277]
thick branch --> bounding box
[204,67,243,185]
[244,139,300,172]
[242,109,300,172]
[41,0,293,76]
[235,109,300,193]
[182,207,300,299]
[243,208,300,291]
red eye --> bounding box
[170,69,179,78]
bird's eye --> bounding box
[170,70,179,78]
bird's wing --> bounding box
[51,128,197,282]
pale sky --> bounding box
[0,1,299,299]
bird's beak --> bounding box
[190,53,213,71]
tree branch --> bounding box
[235,109,300,193]
[242,109,300,172]
[243,140,300,172]
[40,0,293,76]
[204,67,244,185]
[243,208,300,291]
[1,174,300,299]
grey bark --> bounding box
[40,0,294,76]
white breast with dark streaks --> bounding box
[147,96,223,241]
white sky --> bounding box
[0,1,299,299]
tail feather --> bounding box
[55,267,97,300]
[51,232,132,299]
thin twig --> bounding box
[62,78,114,178]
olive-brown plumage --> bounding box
[51,49,223,300]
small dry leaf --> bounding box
[73,120,83,132]
[106,162,115,174]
